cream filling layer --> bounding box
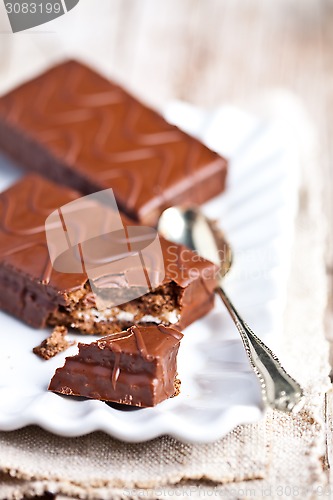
[74,307,180,325]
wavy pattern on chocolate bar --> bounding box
[1,62,224,210]
[0,176,77,284]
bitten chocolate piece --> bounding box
[0,60,227,225]
[0,174,217,332]
[49,325,183,407]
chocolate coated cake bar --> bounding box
[0,175,217,333]
[49,325,183,407]
[0,60,227,225]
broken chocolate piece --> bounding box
[0,175,218,333]
[49,325,183,407]
[0,60,228,225]
[33,326,75,360]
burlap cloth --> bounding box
[0,109,330,498]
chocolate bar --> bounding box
[0,174,217,332]
[49,325,183,407]
[0,60,227,225]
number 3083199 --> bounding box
[5,3,62,14]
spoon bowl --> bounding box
[159,206,233,277]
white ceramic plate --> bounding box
[0,103,299,443]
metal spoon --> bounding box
[158,206,304,413]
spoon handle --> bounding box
[216,286,304,412]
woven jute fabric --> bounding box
[0,108,330,499]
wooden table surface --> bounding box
[0,0,332,497]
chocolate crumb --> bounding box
[171,378,181,398]
[33,326,75,360]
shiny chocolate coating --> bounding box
[0,60,227,225]
[0,175,217,330]
[49,325,183,407]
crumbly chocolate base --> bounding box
[33,326,75,360]
[48,282,182,335]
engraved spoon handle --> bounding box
[216,286,304,412]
